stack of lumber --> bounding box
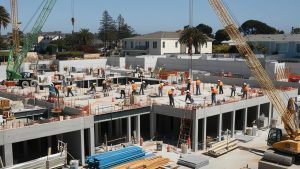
[112,156,170,169]
[177,154,209,169]
[207,139,238,157]
[86,146,145,169]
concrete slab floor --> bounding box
[142,129,300,169]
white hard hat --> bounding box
[218,80,220,81]
[132,80,135,82]
[187,90,190,92]
[188,78,190,80]
[244,83,247,85]
[171,87,175,90]
[142,81,145,83]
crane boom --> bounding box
[10,0,20,53]
[208,0,298,137]
[7,0,57,80]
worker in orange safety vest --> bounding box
[211,86,217,105]
[131,80,137,94]
[242,83,249,99]
[195,78,201,95]
[158,82,164,97]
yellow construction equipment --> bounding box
[209,0,300,164]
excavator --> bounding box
[209,0,300,164]
[6,0,57,87]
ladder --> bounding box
[177,110,192,148]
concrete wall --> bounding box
[58,59,107,72]
[285,62,300,74]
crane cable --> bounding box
[71,0,75,33]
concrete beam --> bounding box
[202,117,207,150]
[4,143,13,166]
[231,111,236,137]
[192,111,198,152]
[127,117,131,142]
[218,113,223,141]
[243,108,248,133]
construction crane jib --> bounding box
[208,0,299,138]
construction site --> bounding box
[0,0,300,169]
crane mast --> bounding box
[10,0,19,53]
[7,0,57,80]
[208,0,299,137]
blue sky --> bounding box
[0,0,299,35]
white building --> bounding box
[122,31,213,56]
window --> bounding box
[296,44,300,53]
[162,42,165,48]
[124,41,127,48]
[131,41,133,49]
[153,41,157,49]
[146,41,149,48]
[276,43,288,54]
[175,42,178,48]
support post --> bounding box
[192,111,198,152]
[257,104,261,119]
[127,117,131,142]
[90,127,95,156]
[218,113,223,141]
[95,123,99,146]
[268,103,272,126]
[150,111,156,139]
[80,129,85,165]
[4,144,13,166]
[202,117,207,150]
[231,111,236,138]
[243,108,248,133]
[135,115,141,143]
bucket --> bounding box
[181,143,188,154]
[70,160,79,169]
[271,118,277,128]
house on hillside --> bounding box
[247,34,300,58]
[122,31,213,56]
[36,31,65,52]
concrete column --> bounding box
[80,129,85,165]
[257,104,261,119]
[202,117,207,150]
[89,127,95,156]
[115,119,120,137]
[243,108,248,133]
[135,115,141,143]
[192,111,198,152]
[218,113,223,141]
[150,111,156,139]
[95,123,99,146]
[119,119,123,137]
[127,117,131,142]
[268,103,272,126]
[4,143,13,166]
[231,111,236,138]
[47,136,52,154]
[23,141,28,159]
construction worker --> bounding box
[66,85,74,97]
[48,83,56,98]
[90,82,96,92]
[195,78,201,95]
[158,82,164,97]
[217,80,224,94]
[211,86,217,105]
[131,80,137,95]
[54,84,60,98]
[168,87,175,106]
[185,90,194,103]
[242,83,248,99]
[186,78,191,91]
[230,84,236,97]
[120,85,126,98]
[139,81,146,95]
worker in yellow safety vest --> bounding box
[168,87,175,106]
[217,80,224,94]
[66,85,74,97]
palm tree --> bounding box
[179,27,207,54]
[0,6,10,35]
[78,28,94,45]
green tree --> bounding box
[292,27,300,34]
[116,15,134,44]
[78,28,94,45]
[240,20,280,35]
[214,29,230,44]
[0,6,10,35]
[196,23,213,38]
[179,27,207,54]
[99,10,117,49]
